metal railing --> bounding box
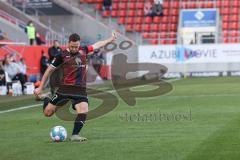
[6,0,71,46]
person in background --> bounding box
[17,58,27,82]
[0,61,6,86]
[36,32,45,45]
[3,56,26,93]
[48,40,62,95]
[25,21,36,45]
[151,0,164,17]
[48,40,62,63]
[40,50,49,78]
[144,1,153,16]
[91,49,104,75]
[102,0,112,11]
[0,30,4,40]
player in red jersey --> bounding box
[34,31,117,141]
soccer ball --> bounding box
[50,126,67,142]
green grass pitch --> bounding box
[0,77,240,160]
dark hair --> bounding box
[20,58,25,62]
[28,21,33,25]
[69,33,80,42]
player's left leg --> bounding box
[71,97,88,142]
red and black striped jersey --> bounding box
[50,45,93,96]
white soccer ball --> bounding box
[50,126,67,142]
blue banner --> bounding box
[181,9,217,27]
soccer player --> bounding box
[34,31,118,142]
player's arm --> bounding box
[92,30,118,51]
[34,54,63,96]
[34,65,55,96]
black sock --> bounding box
[72,113,87,135]
[43,97,51,111]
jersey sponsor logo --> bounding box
[75,57,82,66]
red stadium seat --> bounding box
[163,1,170,8]
[111,10,118,17]
[144,17,152,24]
[142,32,150,39]
[223,30,228,37]
[95,4,102,10]
[118,3,127,9]
[233,0,240,7]
[160,32,167,39]
[231,8,238,14]
[224,38,229,43]
[222,15,229,22]
[172,1,180,8]
[112,3,118,10]
[222,23,229,30]
[204,2,214,8]
[135,17,143,24]
[150,39,158,45]
[188,2,196,9]
[142,24,150,32]
[223,1,230,7]
[150,24,159,32]
[160,40,167,44]
[127,10,135,17]
[216,1,222,8]
[136,2,144,9]
[170,24,177,32]
[161,24,168,31]
[230,15,238,22]
[136,10,144,17]
[153,17,161,24]
[134,24,142,32]
[170,9,179,16]
[162,17,168,23]
[128,3,136,9]
[95,0,103,3]
[117,17,125,24]
[171,16,178,24]
[229,23,238,30]
[102,10,110,17]
[125,25,134,32]
[118,10,126,17]
[230,31,238,37]
[151,32,159,39]
[220,8,230,15]
[163,9,170,16]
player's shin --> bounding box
[72,113,87,135]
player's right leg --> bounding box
[42,93,68,117]
[43,102,57,117]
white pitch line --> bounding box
[0,104,41,114]
[0,78,181,114]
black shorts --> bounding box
[49,93,88,110]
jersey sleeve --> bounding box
[50,54,63,68]
[82,45,94,54]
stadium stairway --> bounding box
[0,16,28,42]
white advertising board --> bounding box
[138,44,240,64]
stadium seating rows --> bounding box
[80,0,240,45]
